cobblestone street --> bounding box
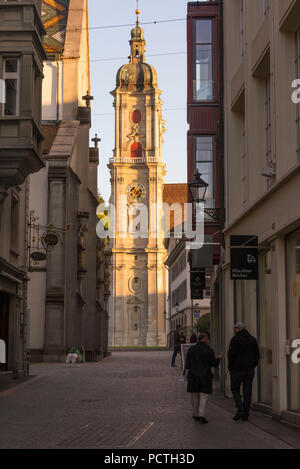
[0,351,299,449]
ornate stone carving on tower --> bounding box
[108,4,168,347]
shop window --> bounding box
[234,280,245,325]
[287,231,300,412]
[258,251,273,406]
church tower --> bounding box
[108,5,167,347]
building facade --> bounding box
[108,10,168,347]
[186,1,224,355]
[164,184,211,346]
[222,0,300,425]
[28,0,110,363]
[0,0,46,376]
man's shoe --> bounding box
[199,417,208,424]
[241,413,249,421]
[192,416,200,421]
[233,412,243,421]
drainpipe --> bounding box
[218,0,226,394]
[55,54,61,122]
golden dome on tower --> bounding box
[116,62,158,91]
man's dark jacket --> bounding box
[173,330,181,348]
[185,342,220,394]
[228,330,260,373]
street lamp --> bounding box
[188,170,220,221]
[188,169,208,204]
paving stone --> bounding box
[0,352,298,449]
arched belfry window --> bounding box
[131,109,141,124]
[131,142,142,158]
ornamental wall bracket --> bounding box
[127,296,144,305]
[78,221,88,274]
[113,264,126,271]
[127,123,145,144]
[127,123,139,142]
[160,119,167,136]
[147,264,164,271]
[0,186,8,205]
[27,210,69,269]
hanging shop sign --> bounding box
[194,311,201,320]
[190,269,205,299]
[230,235,258,280]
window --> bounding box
[240,0,244,59]
[2,58,20,116]
[295,29,300,162]
[172,280,187,308]
[195,136,215,208]
[10,190,20,253]
[131,142,142,158]
[264,76,271,165]
[171,252,186,281]
[264,75,272,188]
[194,19,215,101]
[131,109,141,124]
[241,114,247,209]
[263,0,269,18]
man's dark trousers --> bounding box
[230,370,255,415]
[171,345,181,366]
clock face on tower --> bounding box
[127,184,146,202]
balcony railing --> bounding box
[109,157,161,164]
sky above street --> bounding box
[89,0,189,202]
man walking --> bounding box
[171,325,185,367]
[184,333,221,424]
[228,322,260,422]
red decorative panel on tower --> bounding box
[131,142,142,158]
[131,109,142,124]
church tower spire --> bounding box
[130,0,146,63]
[108,4,167,348]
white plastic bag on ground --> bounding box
[65,353,78,364]
[0,339,5,364]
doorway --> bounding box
[0,292,10,371]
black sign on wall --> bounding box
[190,270,205,299]
[230,235,258,280]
